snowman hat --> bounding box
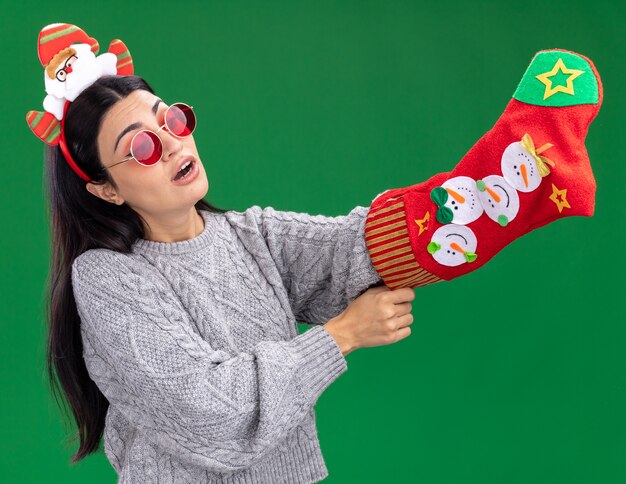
[25,22,135,182]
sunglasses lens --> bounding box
[166,103,196,137]
[131,131,162,165]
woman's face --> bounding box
[93,89,208,215]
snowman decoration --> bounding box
[430,175,484,225]
[475,175,520,227]
[476,133,555,226]
[500,133,555,192]
[426,132,555,267]
[427,224,478,267]
[26,23,134,145]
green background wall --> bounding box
[2,0,624,482]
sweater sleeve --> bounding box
[223,205,384,326]
[71,249,348,473]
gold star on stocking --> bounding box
[549,183,571,213]
[535,58,585,100]
[414,211,430,236]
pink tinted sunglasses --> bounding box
[104,102,196,169]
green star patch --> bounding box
[512,50,598,107]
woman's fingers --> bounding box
[394,301,412,316]
[394,325,412,342]
[395,312,414,329]
[386,287,415,304]
[327,284,417,352]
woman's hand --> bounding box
[323,285,415,356]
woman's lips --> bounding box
[172,158,199,185]
[172,156,196,181]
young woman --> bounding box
[33,24,602,482]
[46,74,415,483]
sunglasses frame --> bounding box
[103,102,196,170]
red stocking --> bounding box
[364,48,603,289]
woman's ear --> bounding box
[86,180,124,205]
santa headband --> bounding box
[26,23,135,182]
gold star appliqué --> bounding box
[549,183,571,213]
[414,211,430,236]
[535,58,585,100]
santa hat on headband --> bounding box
[37,23,100,67]
[25,23,135,181]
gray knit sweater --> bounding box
[71,205,383,483]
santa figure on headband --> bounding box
[26,23,134,144]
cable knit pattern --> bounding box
[71,206,383,483]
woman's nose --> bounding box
[160,131,184,162]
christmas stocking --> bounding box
[364,48,603,289]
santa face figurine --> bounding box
[26,23,134,147]
[42,41,117,120]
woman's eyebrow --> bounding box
[151,98,164,115]
[113,98,164,153]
